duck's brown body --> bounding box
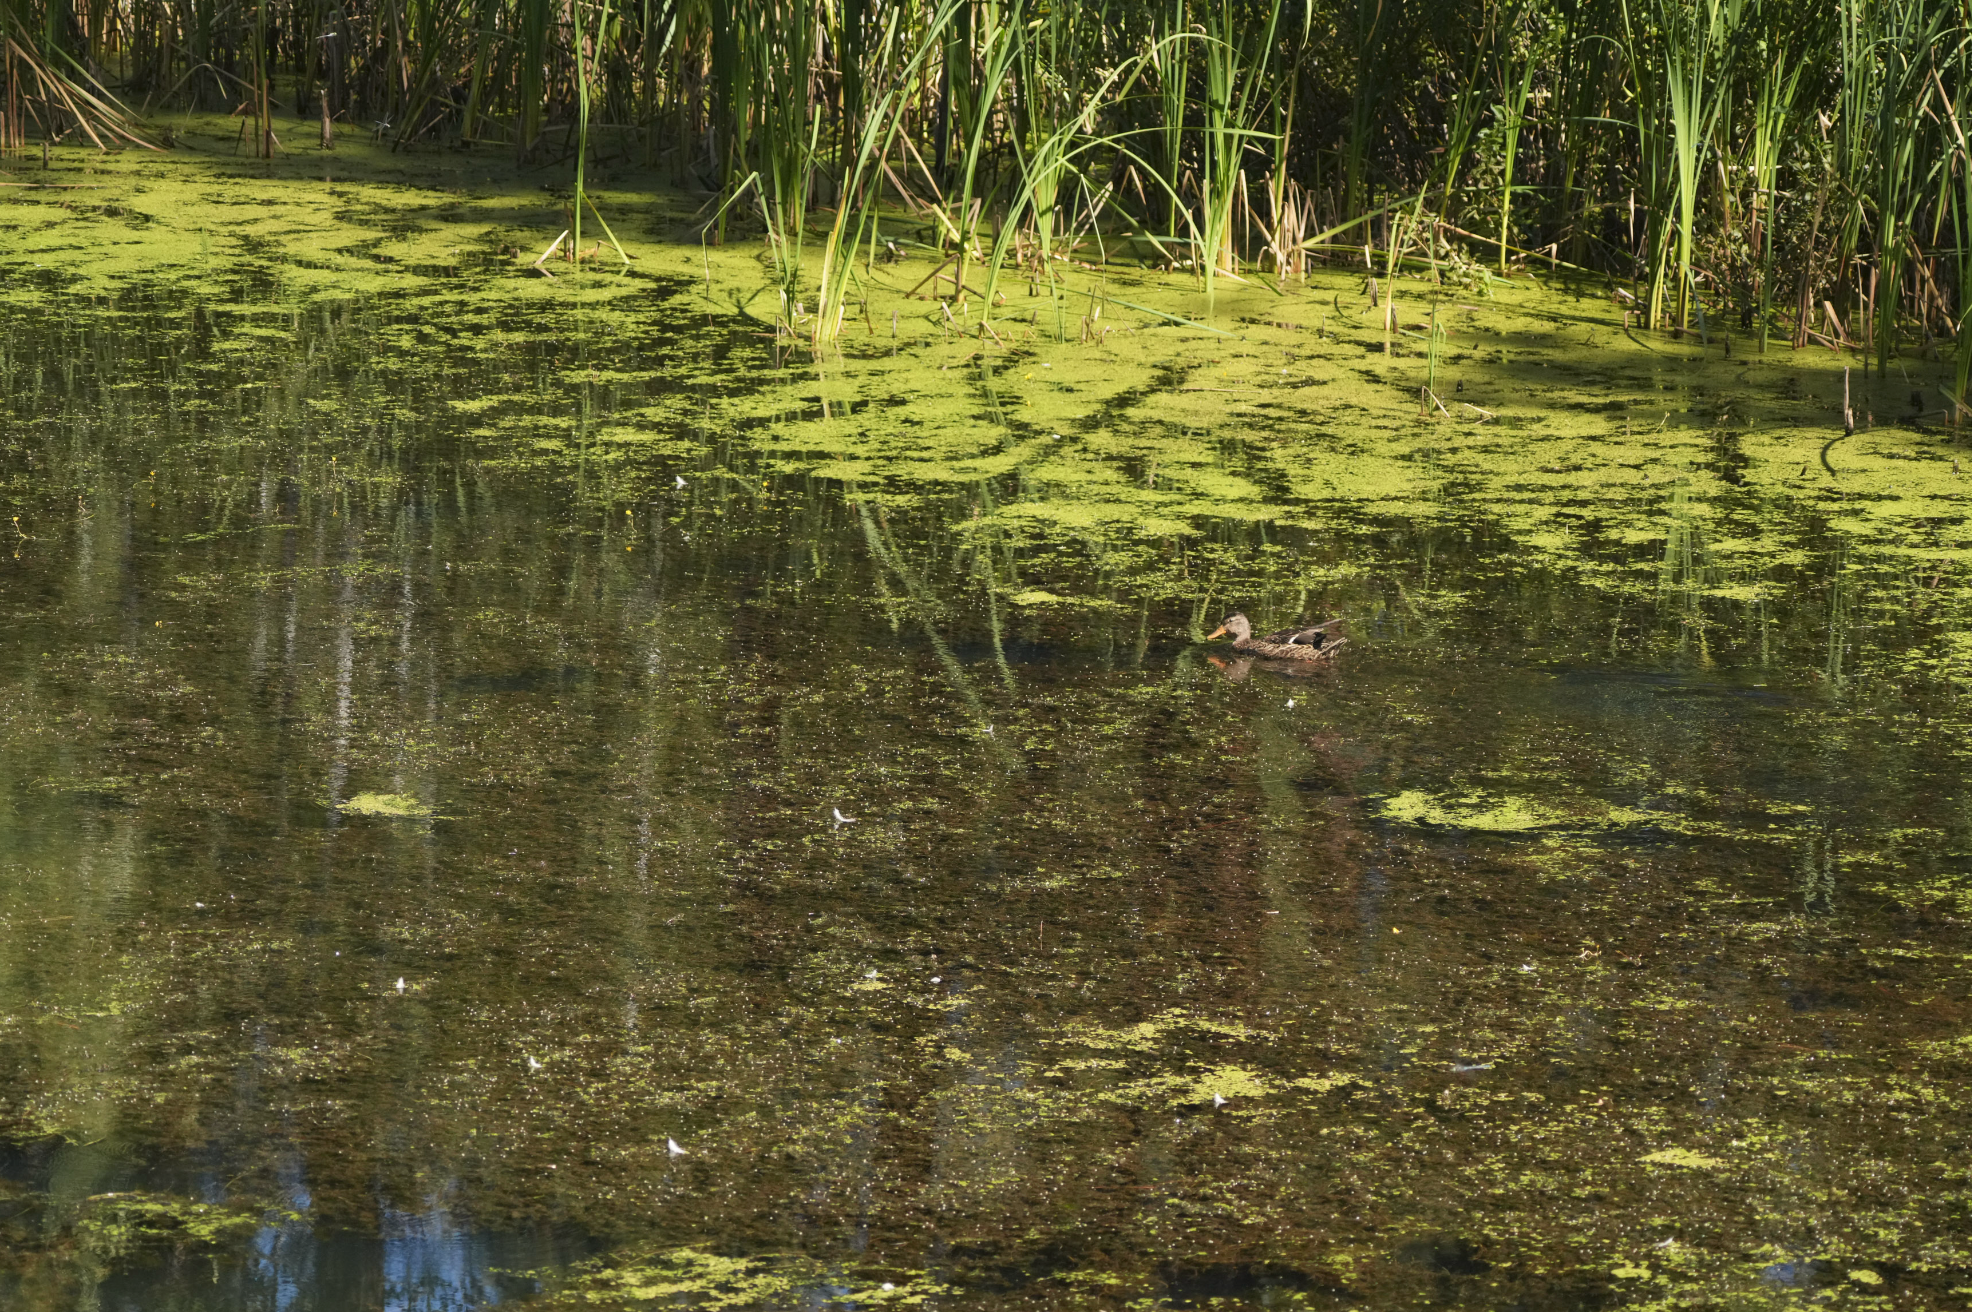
[1206,613,1346,661]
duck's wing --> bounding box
[1244,635,1348,663]
[1260,618,1345,647]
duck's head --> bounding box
[1206,613,1251,641]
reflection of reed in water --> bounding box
[1658,477,1715,660]
[1823,537,1854,695]
[1800,824,1839,914]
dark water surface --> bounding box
[3,271,1971,1311]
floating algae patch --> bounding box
[1004,588,1126,609]
[340,791,437,818]
[9,122,1964,639]
[1639,1147,1728,1170]
[1378,789,1564,832]
[71,1191,270,1259]
[1375,788,1654,833]
[524,1248,951,1310]
[0,1187,275,1294]
[1096,1063,1277,1109]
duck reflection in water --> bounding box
[1206,652,1336,682]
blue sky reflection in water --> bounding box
[2,208,1972,1311]
[104,1205,535,1312]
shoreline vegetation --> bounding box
[0,0,1967,382]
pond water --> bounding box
[2,137,1971,1310]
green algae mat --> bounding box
[2,121,1972,1311]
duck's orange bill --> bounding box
[1206,625,1228,639]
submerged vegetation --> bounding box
[1,0,1971,377]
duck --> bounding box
[1205,613,1346,661]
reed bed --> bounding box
[4,0,1970,395]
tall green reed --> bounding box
[1627,0,1740,331]
[1739,2,1811,352]
[1196,0,1283,294]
